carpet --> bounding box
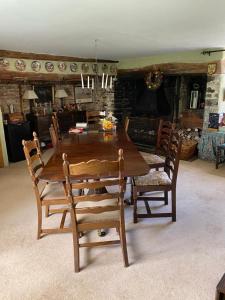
[0,151,225,300]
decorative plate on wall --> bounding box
[70,63,78,72]
[92,63,98,73]
[110,65,117,74]
[81,63,89,73]
[45,61,54,72]
[102,64,108,72]
[0,58,9,68]
[58,62,67,72]
[31,61,41,72]
[15,59,26,71]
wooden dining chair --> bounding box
[52,113,61,141]
[124,116,130,133]
[132,131,181,223]
[22,132,69,239]
[62,149,129,272]
[86,111,101,125]
[140,119,176,169]
[49,124,58,147]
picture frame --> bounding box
[75,86,93,104]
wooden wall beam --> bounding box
[0,70,83,82]
[0,49,118,63]
[118,62,221,76]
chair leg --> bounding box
[133,186,138,223]
[172,189,176,222]
[164,191,168,205]
[60,210,67,229]
[130,178,134,205]
[119,219,129,267]
[37,203,42,240]
[70,208,80,273]
[45,205,49,217]
[73,233,80,273]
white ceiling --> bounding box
[0,0,225,60]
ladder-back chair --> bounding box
[22,132,69,239]
[52,113,61,141]
[132,131,181,223]
[86,111,101,125]
[49,124,58,148]
[140,119,176,169]
[124,116,130,133]
[62,149,129,272]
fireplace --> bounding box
[127,116,160,150]
[114,75,180,121]
[114,75,180,150]
[134,77,174,118]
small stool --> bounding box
[216,144,225,169]
[216,273,225,300]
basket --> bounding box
[180,140,198,160]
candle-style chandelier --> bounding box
[80,39,116,94]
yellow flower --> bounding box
[102,119,113,130]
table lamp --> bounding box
[55,89,68,108]
[23,89,39,112]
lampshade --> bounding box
[55,89,68,98]
[23,90,38,100]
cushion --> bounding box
[76,198,120,224]
[134,171,171,186]
[41,182,66,200]
[140,152,164,165]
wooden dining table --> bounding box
[39,129,149,182]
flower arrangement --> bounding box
[102,119,114,131]
[101,111,117,131]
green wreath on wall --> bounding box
[145,70,163,90]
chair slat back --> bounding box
[86,111,101,125]
[22,132,44,183]
[156,119,176,155]
[63,149,125,215]
[69,159,122,177]
[164,131,181,185]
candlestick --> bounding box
[87,76,90,89]
[81,73,84,89]
[102,73,105,88]
[109,76,113,89]
[105,74,108,89]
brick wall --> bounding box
[0,84,20,113]
[0,82,115,115]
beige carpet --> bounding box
[1,151,225,300]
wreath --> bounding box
[145,71,163,90]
